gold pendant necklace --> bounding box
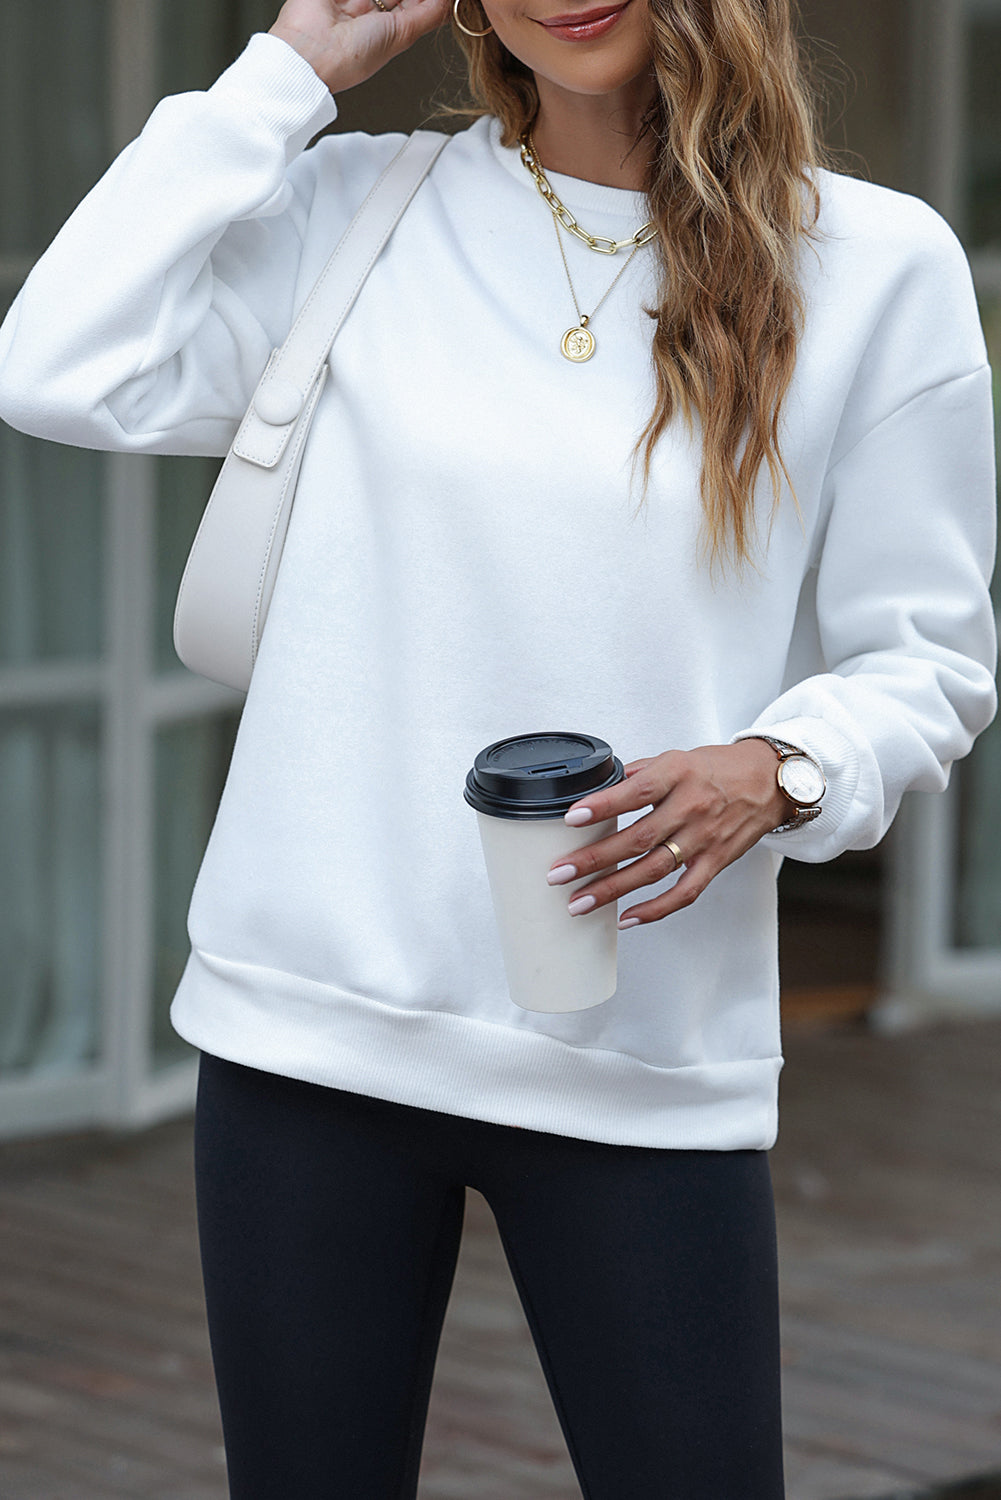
[553,211,643,362]
[519,130,654,361]
[561,325,597,363]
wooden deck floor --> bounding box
[1,1014,1000,1499]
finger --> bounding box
[388,0,451,36]
[623,758,654,777]
[563,840,689,917]
[563,751,681,829]
[340,0,446,58]
[614,812,772,924]
[548,804,684,887]
[617,857,715,927]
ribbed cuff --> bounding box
[729,714,860,856]
[211,31,339,160]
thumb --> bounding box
[387,0,453,46]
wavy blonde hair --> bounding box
[447,0,840,573]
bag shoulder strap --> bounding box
[234,128,449,468]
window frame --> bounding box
[0,0,242,1139]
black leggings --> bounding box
[193,1051,785,1500]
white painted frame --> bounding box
[872,0,1001,1030]
[0,0,243,1139]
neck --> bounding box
[529,74,656,190]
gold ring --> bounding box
[662,838,684,869]
[371,0,389,10]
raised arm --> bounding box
[0,0,447,456]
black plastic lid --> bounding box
[464,732,624,820]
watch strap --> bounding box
[751,734,810,762]
[769,803,823,834]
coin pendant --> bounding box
[561,325,596,362]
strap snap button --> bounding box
[254,376,303,426]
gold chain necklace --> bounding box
[518,131,657,255]
[518,131,654,362]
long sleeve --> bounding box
[731,223,998,861]
[0,34,347,456]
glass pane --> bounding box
[152,712,241,1070]
[966,1,1001,251]
[0,382,104,665]
[0,0,110,258]
[954,713,1001,947]
[157,0,281,96]
[0,10,107,674]
[0,704,102,1078]
[953,288,1001,948]
[976,289,1001,614]
[153,454,223,674]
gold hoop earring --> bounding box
[453,0,493,36]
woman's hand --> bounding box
[546,740,790,927]
[269,0,451,96]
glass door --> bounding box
[0,0,278,1139]
[875,0,1001,1028]
[0,0,116,1135]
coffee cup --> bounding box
[464,732,624,1012]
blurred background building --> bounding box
[0,0,999,1141]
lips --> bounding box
[542,1,627,22]
[537,0,630,36]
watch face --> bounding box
[778,755,826,806]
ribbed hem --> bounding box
[171,946,783,1151]
[212,31,339,158]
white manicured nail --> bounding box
[564,807,593,826]
[618,917,641,930]
[568,894,596,916]
[547,864,578,886]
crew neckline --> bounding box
[485,116,650,223]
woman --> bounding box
[0,0,995,1494]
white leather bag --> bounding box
[173,128,449,692]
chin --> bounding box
[489,2,653,100]
[534,58,652,98]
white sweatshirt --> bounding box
[0,33,996,1149]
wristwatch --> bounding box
[746,735,827,833]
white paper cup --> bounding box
[464,733,625,1013]
[474,810,618,1011]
